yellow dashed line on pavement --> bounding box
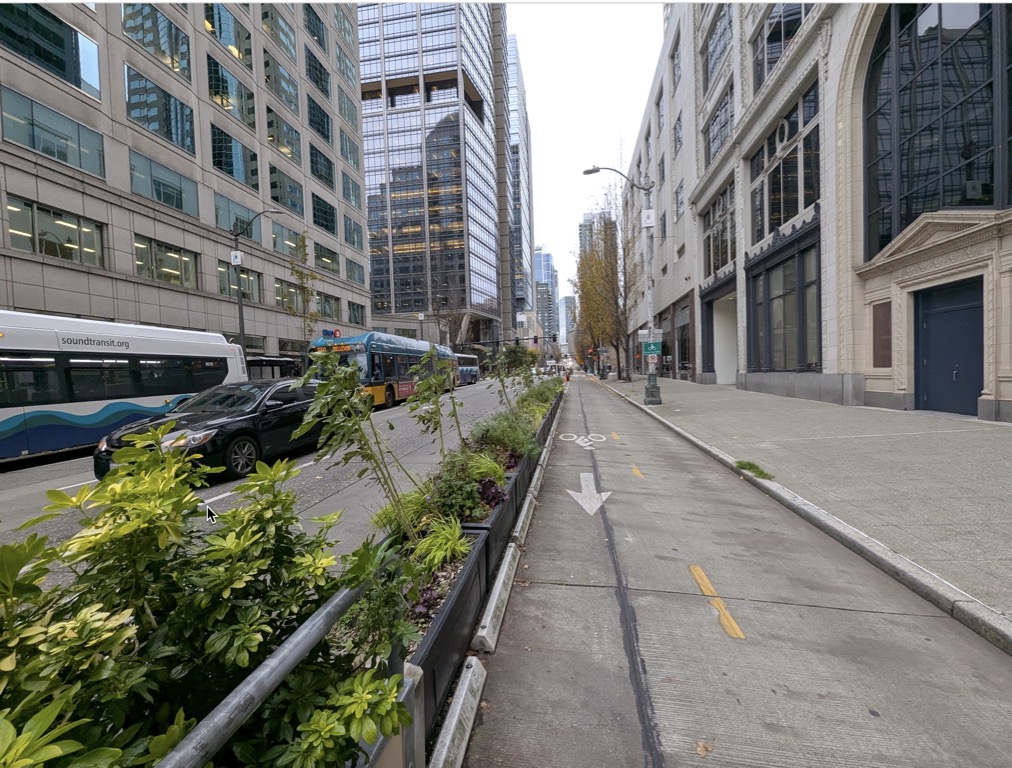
[612,432,620,440]
[631,464,644,479]
[689,564,745,640]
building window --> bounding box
[703,84,734,167]
[7,197,103,267]
[307,94,332,143]
[750,244,820,372]
[343,215,363,250]
[335,6,354,46]
[342,171,361,209]
[656,87,665,131]
[864,4,1005,260]
[339,127,360,170]
[674,112,683,156]
[272,221,300,257]
[217,258,261,302]
[261,5,295,62]
[672,36,681,89]
[657,153,666,186]
[703,5,732,93]
[0,4,101,98]
[134,234,198,288]
[312,193,336,234]
[309,144,335,188]
[207,55,256,131]
[0,87,105,176]
[348,301,365,325]
[749,81,820,245]
[345,258,365,285]
[122,4,190,80]
[304,5,328,53]
[125,67,194,154]
[337,86,358,128]
[275,278,304,312]
[318,292,340,320]
[658,212,667,241]
[211,124,259,189]
[872,302,892,368]
[305,45,331,99]
[752,4,812,93]
[266,106,301,164]
[215,192,262,241]
[336,44,357,87]
[269,164,305,216]
[263,49,299,114]
[204,3,252,70]
[314,241,339,275]
[675,181,685,218]
[129,150,198,216]
[702,181,736,278]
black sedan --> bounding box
[93,378,322,480]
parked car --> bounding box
[93,378,322,480]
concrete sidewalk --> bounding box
[602,373,1012,640]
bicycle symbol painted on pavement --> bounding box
[558,433,607,450]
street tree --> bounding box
[286,233,320,372]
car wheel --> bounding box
[224,435,260,479]
[384,385,395,408]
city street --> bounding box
[0,379,513,554]
[467,373,1012,767]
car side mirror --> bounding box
[264,399,285,410]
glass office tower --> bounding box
[359,3,506,346]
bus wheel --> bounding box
[384,386,395,408]
[224,435,260,479]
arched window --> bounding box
[864,4,1010,260]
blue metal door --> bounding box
[915,277,983,416]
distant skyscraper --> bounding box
[579,213,595,256]
[533,245,559,340]
[561,295,577,338]
[359,3,508,345]
[508,34,534,326]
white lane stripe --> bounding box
[57,480,94,491]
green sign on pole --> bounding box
[642,340,661,356]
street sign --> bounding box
[643,340,661,356]
[230,250,243,266]
[648,354,658,364]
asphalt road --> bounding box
[467,373,1012,767]
[0,379,517,553]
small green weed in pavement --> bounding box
[735,460,774,480]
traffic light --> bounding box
[551,334,558,343]
[533,334,538,345]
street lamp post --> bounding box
[582,165,661,405]
[230,208,281,357]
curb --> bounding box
[470,543,521,653]
[426,657,487,768]
[599,379,1012,658]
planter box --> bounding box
[461,472,520,595]
[409,529,489,739]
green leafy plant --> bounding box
[466,410,540,471]
[428,452,482,521]
[407,347,465,457]
[735,460,774,480]
[412,517,471,572]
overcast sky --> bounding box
[504,2,665,298]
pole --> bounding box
[232,225,246,358]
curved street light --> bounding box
[231,208,281,357]
[581,164,661,404]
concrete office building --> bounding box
[627,4,1012,421]
[560,294,576,339]
[359,2,511,348]
[533,245,558,341]
[0,3,369,365]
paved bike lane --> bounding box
[464,374,1012,767]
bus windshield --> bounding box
[338,352,369,381]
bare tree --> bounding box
[286,233,320,372]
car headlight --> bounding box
[163,429,218,450]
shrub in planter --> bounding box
[465,409,541,471]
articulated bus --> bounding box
[455,354,480,385]
[309,331,456,408]
[0,310,246,461]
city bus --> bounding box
[455,353,480,385]
[0,310,246,461]
[309,331,457,408]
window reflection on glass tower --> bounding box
[508,34,533,324]
[359,3,508,345]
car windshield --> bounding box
[177,382,274,412]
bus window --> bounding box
[0,354,63,405]
[383,355,396,379]
[139,358,190,396]
[190,358,229,391]
[67,358,136,401]
[371,353,382,380]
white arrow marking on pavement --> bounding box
[566,473,612,515]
